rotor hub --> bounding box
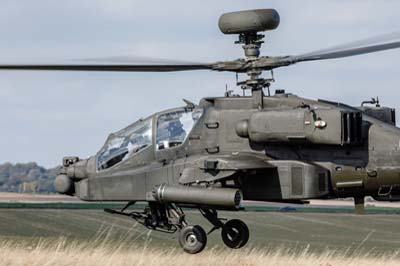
[235,32,272,95]
[218,9,281,94]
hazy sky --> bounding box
[1,0,400,168]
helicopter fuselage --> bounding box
[56,91,400,205]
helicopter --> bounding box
[2,8,400,254]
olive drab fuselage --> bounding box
[57,91,400,204]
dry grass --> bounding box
[0,236,399,266]
[1,209,400,266]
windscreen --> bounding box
[156,108,203,150]
[97,118,152,170]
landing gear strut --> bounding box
[105,202,249,254]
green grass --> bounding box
[0,202,126,209]
[0,208,399,256]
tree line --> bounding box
[0,162,59,193]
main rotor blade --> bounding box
[0,56,215,72]
[282,31,400,64]
[0,62,214,72]
[81,55,206,65]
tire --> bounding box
[221,219,249,249]
[178,225,207,254]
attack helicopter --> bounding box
[3,9,400,254]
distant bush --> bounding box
[0,162,60,193]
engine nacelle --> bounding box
[236,108,363,145]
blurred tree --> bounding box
[0,162,59,193]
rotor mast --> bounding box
[237,32,265,87]
[239,33,275,89]
[218,9,280,107]
[235,32,268,108]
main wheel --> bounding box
[221,219,249,249]
[178,225,207,254]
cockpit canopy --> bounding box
[156,108,203,150]
[97,118,152,170]
[97,107,203,171]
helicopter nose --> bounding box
[63,157,90,180]
[54,174,74,195]
[54,156,93,196]
[66,163,86,179]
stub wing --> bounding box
[179,153,275,184]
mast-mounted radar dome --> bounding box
[218,9,281,96]
[218,9,280,35]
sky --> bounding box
[1,0,400,168]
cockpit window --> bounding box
[97,118,152,170]
[156,108,203,150]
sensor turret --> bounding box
[218,9,280,35]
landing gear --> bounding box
[178,225,207,254]
[199,208,249,249]
[221,219,249,248]
[105,202,249,254]
[105,201,185,234]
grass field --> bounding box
[0,199,399,265]
[1,208,400,256]
[1,238,399,266]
